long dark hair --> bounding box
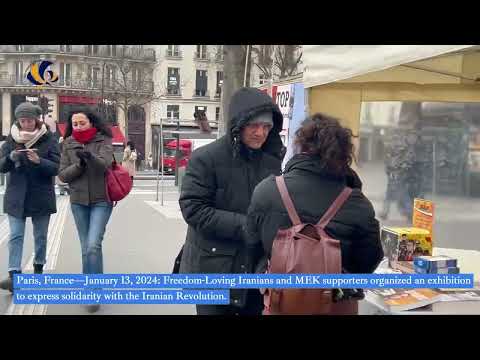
[294,113,355,176]
[64,106,112,138]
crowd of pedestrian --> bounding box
[0,87,390,315]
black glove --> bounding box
[76,150,93,160]
[76,151,88,167]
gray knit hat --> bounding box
[246,111,274,127]
[14,102,42,120]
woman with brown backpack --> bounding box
[245,113,384,315]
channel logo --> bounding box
[26,60,59,86]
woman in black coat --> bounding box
[0,102,60,292]
[246,113,384,282]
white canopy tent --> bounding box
[303,45,476,88]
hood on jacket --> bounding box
[227,87,285,160]
[284,153,363,189]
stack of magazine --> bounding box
[367,287,480,312]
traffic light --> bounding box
[47,98,53,115]
[37,96,54,119]
[38,96,48,115]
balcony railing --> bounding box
[166,88,182,96]
[0,74,154,93]
[165,49,182,59]
[0,74,35,86]
[0,45,156,62]
[193,90,210,98]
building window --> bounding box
[195,70,208,97]
[259,74,267,85]
[216,45,224,61]
[132,68,142,90]
[216,71,223,97]
[16,45,24,52]
[86,45,99,56]
[60,45,72,53]
[167,105,180,120]
[167,45,180,57]
[167,67,180,95]
[15,61,23,85]
[105,65,117,89]
[88,65,100,88]
[108,45,117,57]
[195,45,207,59]
[215,107,220,122]
[59,63,71,86]
[195,106,207,119]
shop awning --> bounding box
[56,123,126,145]
[303,45,476,88]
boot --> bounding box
[0,270,21,293]
[33,264,44,274]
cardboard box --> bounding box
[413,255,457,271]
[381,227,432,267]
[414,266,460,274]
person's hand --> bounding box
[76,150,93,161]
[81,150,93,160]
[26,149,40,164]
[9,150,21,162]
[75,151,88,167]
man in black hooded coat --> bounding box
[178,87,285,315]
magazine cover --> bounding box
[381,227,432,266]
[368,288,443,312]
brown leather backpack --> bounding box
[263,176,358,315]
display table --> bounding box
[363,255,480,315]
[363,290,480,315]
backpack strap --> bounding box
[317,187,353,229]
[275,176,301,226]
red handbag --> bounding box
[105,155,133,205]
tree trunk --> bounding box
[124,99,129,140]
[219,45,248,137]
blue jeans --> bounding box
[71,202,113,274]
[8,215,50,272]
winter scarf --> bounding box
[10,123,48,148]
[72,127,98,144]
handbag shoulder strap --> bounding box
[275,176,301,226]
[317,187,352,229]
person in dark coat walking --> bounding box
[245,114,384,293]
[178,87,285,315]
[0,102,60,292]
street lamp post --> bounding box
[156,117,165,205]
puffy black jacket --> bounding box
[0,131,60,218]
[178,87,284,308]
[246,153,384,274]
